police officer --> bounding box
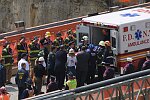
[86,44,97,84]
[2,42,13,84]
[28,36,40,78]
[123,57,134,75]
[0,59,6,87]
[16,36,28,61]
[53,32,64,48]
[15,63,29,100]
[97,41,106,81]
[142,53,150,70]
[64,30,76,48]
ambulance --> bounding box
[76,7,150,73]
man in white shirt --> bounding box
[18,53,30,71]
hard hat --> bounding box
[99,41,105,46]
[105,41,111,46]
[45,31,51,37]
[38,57,45,61]
[82,36,88,40]
[127,57,133,62]
[69,48,75,54]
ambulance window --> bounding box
[130,25,136,31]
[111,37,116,48]
[145,22,150,28]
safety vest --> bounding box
[66,79,77,90]
[29,42,40,60]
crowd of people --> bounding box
[0,29,150,100]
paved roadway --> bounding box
[6,76,46,100]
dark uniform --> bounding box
[53,32,64,48]
[64,35,76,49]
[34,62,46,95]
[47,47,56,84]
[103,66,115,80]
[28,38,40,78]
[86,44,97,84]
[54,46,67,89]
[123,63,134,75]
[67,41,78,53]
[2,43,13,83]
[97,46,106,81]
[0,60,6,87]
[142,54,150,70]
[15,67,29,100]
[17,37,28,61]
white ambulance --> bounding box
[76,7,150,73]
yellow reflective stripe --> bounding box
[18,50,27,52]
[4,63,12,66]
[30,58,37,60]
[2,55,12,58]
[30,50,40,53]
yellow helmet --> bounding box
[45,31,51,37]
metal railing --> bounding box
[27,69,150,100]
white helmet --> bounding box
[82,36,88,40]
[99,41,105,46]
[127,57,133,62]
[38,57,45,61]
[69,48,75,54]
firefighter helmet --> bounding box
[45,31,51,37]
[82,36,88,40]
[99,41,105,46]
[105,41,111,46]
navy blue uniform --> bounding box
[54,49,67,89]
[124,63,134,75]
[86,48,97,84]
[15,68,29,100]
[47,52,55,84]
[142,60,150,70]
[0,63,6,87]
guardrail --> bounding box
[27,69,150,100]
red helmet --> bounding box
[105,41,111,46]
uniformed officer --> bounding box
[64,30,76,49]
[28,36,40,78]
[53,32,64,48]
[40,31,52,51]
[97,41,106,81]
[16,36,28,61]
[123,57,134,75]
[0,59,6,87]
[103,41,113,62]
[40,32,52,66]
[82,36,89,49]
[86,44,97,84]
[142,53,150,70]
[2,42,14,84]
[15,63,29,100]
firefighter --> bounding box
[40,31,52,51]
[103,41,113,62]
[78,36,89,51]
[64,30,76,49]
[16,36,28,61]
[97,41,106,81]
[40,32,52,66]
[28,36,40,78]
[53,32,64,48]
[2,42,14,84]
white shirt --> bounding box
[18,58,30,71]
[67,55,77,67]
